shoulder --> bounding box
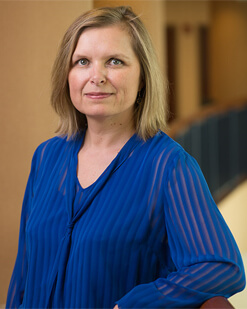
[31,134,81,172]
[147,131,188,161]
[37,135,70,151]
[33,135,68,159]
[145,131,199,179]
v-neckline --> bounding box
[73,131,143,192]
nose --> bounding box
[90,63,106,85]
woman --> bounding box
[6,6,245,309]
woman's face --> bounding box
[68,24,142,126]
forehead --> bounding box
[73,24,136,56]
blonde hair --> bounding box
[51,6,167,140]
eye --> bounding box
[108,58,124,66]
[77,58,89,66]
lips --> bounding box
[85,92,113,99]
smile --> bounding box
[85,92,113,99]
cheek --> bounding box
[112,71,139,92]
[68,71,88,93]
[68,74,84,106]
[68,73,79,91]
[123,71,141,98]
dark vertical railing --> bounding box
[169,103,247,203]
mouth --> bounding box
[85,92,113,99]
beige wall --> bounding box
[166,0,247,116]
[209,1,247,105]
[166,1,210,118]
[0,1,93,303]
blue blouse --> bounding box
[6,131,245,308]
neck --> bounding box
[83,117,135,150]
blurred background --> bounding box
[0,0,246,306]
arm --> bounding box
[116,152,245,308]
[200,297,234,308]
[6,151,38,308]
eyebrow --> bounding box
[72,53,131,62]
[108,54,131,61]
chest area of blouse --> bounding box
[26,152,167,258]
[27,133,175,257]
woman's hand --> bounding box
[113,305,119,309]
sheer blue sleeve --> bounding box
[6,148,40,308]
[117,151,246,308]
